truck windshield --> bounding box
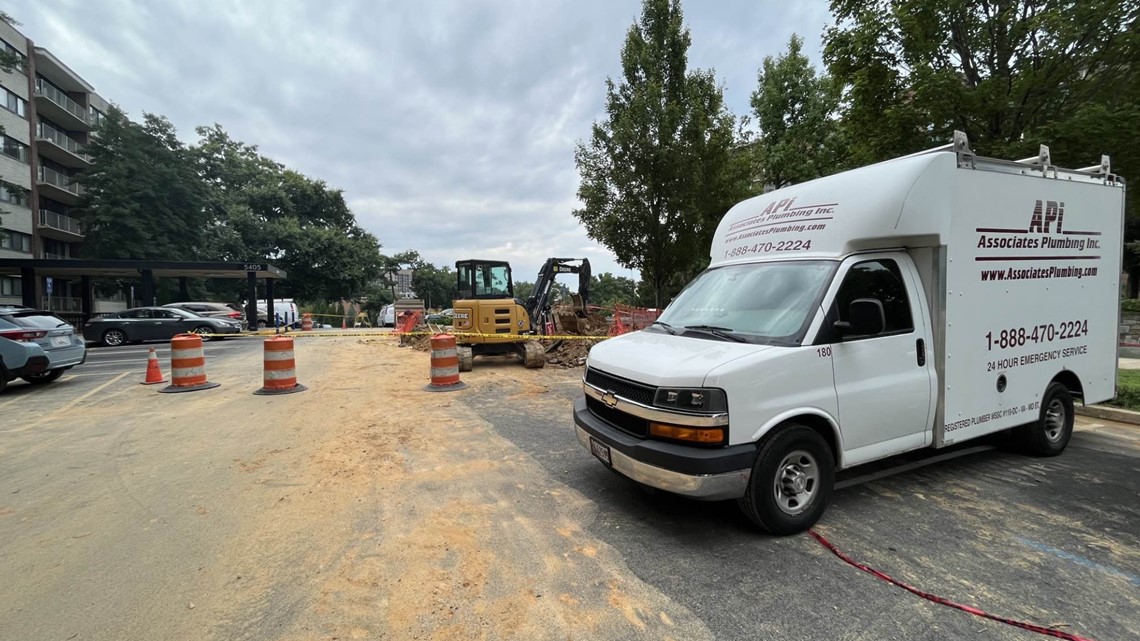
[655,260,835,344]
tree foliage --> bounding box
[589,272,638,308]
[76,115,384,303]
[411,263,455,309]
[751,34,844,189]
[574,0,752,307]
[78,108,207,260]
[824,0,1140,166]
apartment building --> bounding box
[0,18,112,309]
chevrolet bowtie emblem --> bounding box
[601,391,618,408]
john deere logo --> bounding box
[601,391,618,408]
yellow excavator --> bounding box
[450,258,590,370]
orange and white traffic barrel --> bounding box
[301,313,313,331]
[159,333,220,393]
[254,335,307,395]
[424,333,466,392]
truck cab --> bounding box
[575,133,1124,535]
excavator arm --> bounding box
[525,258,591,334]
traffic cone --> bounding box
[341,317,347,329]
[140,347,167,385]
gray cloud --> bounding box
[11,0,831,282]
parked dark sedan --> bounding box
[83,306,243,346]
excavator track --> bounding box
[517,340,546,369]
[457,346,474,372]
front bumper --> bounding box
[573,396,754,500]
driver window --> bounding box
[835,259,913,336]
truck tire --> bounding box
[1016,382,1073,456]
[738,425,834,535]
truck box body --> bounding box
[574,137,1124,530]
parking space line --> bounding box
[0,373,130,434]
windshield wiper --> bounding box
[650,320,676,335]
[682,325,747,343]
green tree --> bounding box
[589,272,638,308]
[513,280,534,302]
[189,125,384,301]
[751,34,844,189]
[824,0,1140,165]
[411,263,455,309]
[574,0,752,307]
[77,108,207,259]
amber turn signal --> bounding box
[649,422,724,444]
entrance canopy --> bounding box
[0,259,287,328]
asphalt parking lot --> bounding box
[0,338,1136,641]
[467,377,1140,641]
[0,336,265,405]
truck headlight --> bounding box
[652,388,727,413]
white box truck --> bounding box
[574,133,1125,535]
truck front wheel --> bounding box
[1017,382,1073,456]
[738,425,835,535]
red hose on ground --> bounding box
[807,530,1097,641]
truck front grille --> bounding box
[584,368,656,406]
[586,396,649,437]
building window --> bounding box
[0,39,26,72]
[1,86,25,117]
[1,135,29,163]
[0,182,28,207]
[0,229,33,253]
[89,107,105,127]
[0,276,21,297]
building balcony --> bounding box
[35,124,90,167]
[37,165,82,205]
[42,252,73,260]
[39,209,84,239]
[33,81,90,131]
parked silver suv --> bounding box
[0,306,86,384]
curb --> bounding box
[1075,404,1140,425]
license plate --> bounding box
[589,437,611,466]
[50,336,71,347]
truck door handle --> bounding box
[916,339,926,367]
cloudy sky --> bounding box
[11,0,833,281]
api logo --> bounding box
[1028,200,1064,233]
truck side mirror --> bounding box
[833,298,886,338]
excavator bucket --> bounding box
[554,293,588,334]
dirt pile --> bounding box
[545,338,604,368]
[553,308,611,336]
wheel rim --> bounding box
[1044,398,1067,442]
[193,327,211,336]
[773,449,820,515]
[105,330,125,346]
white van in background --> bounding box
[258,299,299,328]
[378,304,396,327]
[574,132,1124,535]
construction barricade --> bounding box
[608,304,662,336]
[301,313,313,331]
[159,334,219,393]
[424,333,466,392]
[254,336,307,395]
